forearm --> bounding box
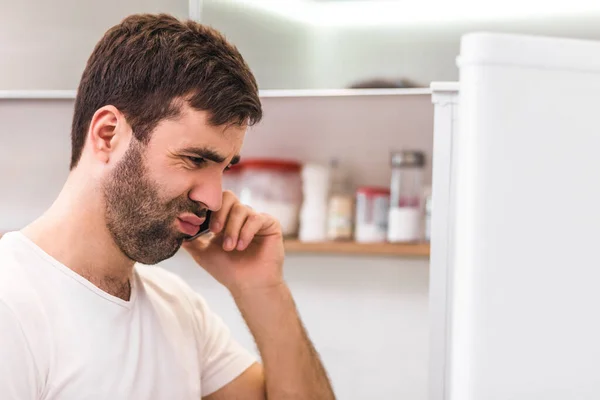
[232,283,335,400]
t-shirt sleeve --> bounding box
[188,292,257,397]
[0,300,40,399]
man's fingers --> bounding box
[203,191,281,252]
[238,213,281,250]
[209,191,237,234]
[237,213,265,251]
[222,203,250,251]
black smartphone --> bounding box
[184,210,212,242]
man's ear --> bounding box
[87,105,131,165]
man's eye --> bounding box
[224,164,232,171]
[187,156,206,166]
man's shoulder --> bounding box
[0,233,51,361]
[0,232,41,304]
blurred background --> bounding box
[2,1,600,399]
[4,0,600,90]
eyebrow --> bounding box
[181,147,241,165]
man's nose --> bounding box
[188,174,223,211]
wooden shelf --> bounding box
[283,240,430,257]
[0,232,428,257]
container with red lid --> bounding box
[354,186,390,243]
[236,158,302,237]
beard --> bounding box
[102,140,205,265]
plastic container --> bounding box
[388,150,425,242]
[299,163,330,242]
[354,187,390,243]
[237,159,302,237]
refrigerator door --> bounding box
[429,82,460,400]
[449,33,600,400]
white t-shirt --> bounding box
[0,232,256,400]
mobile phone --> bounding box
[184,210,212,242]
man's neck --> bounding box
[22,174,134,301]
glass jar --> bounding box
[388,150,426,242]
[354,186,390,243]
[237,159,302,237]
[326,159,354,241]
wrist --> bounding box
[230,280,290,303]
[232,281,301,350]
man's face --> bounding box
[102,105,245,265]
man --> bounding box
[0,14,335,400]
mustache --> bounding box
[167,196,208,218]
[179,207,208,219]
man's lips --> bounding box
[177,214,206,236]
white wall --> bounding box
[200,0,314,89]
[162,252,429,400]
[0,93,432,399]
[0,0,188,90]
[315,15,600,88]
[6,1,600,90]
[251,93,434,188]
[309,25,460,88]
[201,4,600,89]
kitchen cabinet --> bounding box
[1,88,436,251]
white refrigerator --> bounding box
[429,33,600,400]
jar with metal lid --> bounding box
[237,159,302,237]
[388,150,426,242]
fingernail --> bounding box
[236,239,244,250]
[211,221,221,232]
[224,236,234,250]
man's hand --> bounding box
[182,190,285,296]
[185,191,335,399]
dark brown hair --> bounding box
[70,13,262,169]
